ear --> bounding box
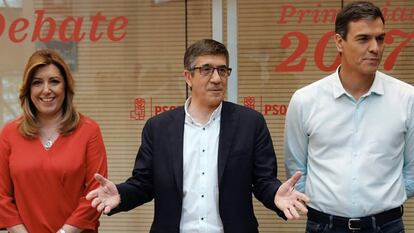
[183,70,193,88]
[334,33,344,53]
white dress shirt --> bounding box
[179,97,224,233]
[284,67,414,217]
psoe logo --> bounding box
[243,96,288,116]
[129,97,178,121]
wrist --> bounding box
[59,229,66,233]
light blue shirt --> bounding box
[180,97,224,233]
[284,68,414,217]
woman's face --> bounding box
[30,64,66,120]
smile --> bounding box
[40,97,55,102]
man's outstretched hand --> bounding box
[274,171,310,220]
[86,173,121,215]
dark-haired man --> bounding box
[285,1,414,232]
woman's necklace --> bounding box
[44,137,53,150]
[42,130,58,150]
[40,119,60,150]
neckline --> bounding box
[40,134,60,151]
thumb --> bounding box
[286,171,302,187]
[94,173,108,186]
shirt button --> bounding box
[202,149,205,152]
[201,217,204,220]
[201,195,204,198]
[203,128,205,130]
[202,172,205,175]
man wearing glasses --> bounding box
[87,39,309,233]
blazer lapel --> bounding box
[167,108,185,199]
[218,102,238,187]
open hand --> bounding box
[274,171,310,220]
[86,173,121,214]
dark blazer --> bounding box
[111,101,284,233]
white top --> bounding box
[179,97,224,233]
[285,68,414,217]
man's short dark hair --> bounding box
[335,1,385,40]
[184,39,229,70]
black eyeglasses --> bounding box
[190,65,232,78]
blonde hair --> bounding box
[18,49,80,138]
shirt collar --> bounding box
[184,97,222,126]
[332,66,384,99]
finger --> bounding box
[296,192,311,203]
[86,189,98,200]
[283,208,293,220]
[103,205,112,215]
[97,202,106,213]
[94,173,109,185]
[289,206,300,219]
[286,171,302,187]
[91,197,102,208]
[294,200,308,214]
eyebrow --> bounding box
[354,32,386,39]
[32,75,62,79]
[199,64,228,68]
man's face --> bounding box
[184,54,228,109]
[335,18,385,76]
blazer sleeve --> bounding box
[251,113,286,220]
[109,119,155,214]
[65,123,108,230]
[0,125,23,228]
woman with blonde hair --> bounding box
[0,49,107,233]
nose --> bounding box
[209,68,222,83]
[42,83,52,93]
[369,39,379,54]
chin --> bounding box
[363,68,377,76]
[363,62,379,70]
[207,99,223,108]
[38,109,61,118]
